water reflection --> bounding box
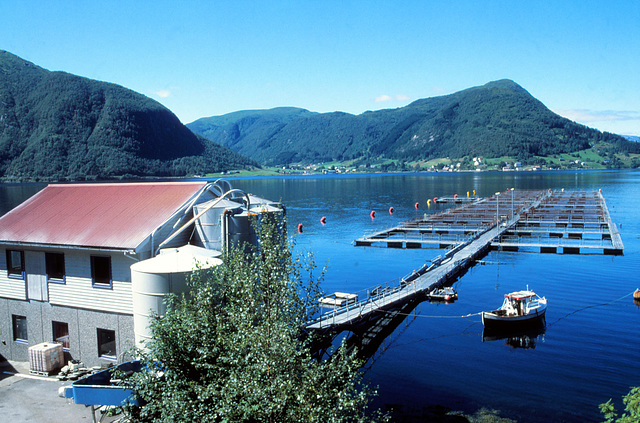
[482,322,546,349]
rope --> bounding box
[548,290,636,327]
[376,308,483,319]
[375,289,637,323]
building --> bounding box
[0,180,281,367]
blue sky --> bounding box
[2,1,639,135]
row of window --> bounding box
[11,314,116,359]
[5,250,113,288]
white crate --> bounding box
[28,342,64,373]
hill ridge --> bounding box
[188,79,639,166]
[0,50,255,181]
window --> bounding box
[91,256,112,288]
[46,252,65,283]
[52,321,70,350]
[6,250,25,279]
[97,328,116,359]
[12,315,27,343]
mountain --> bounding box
[623,135,640,143]
[188,107,318,162]
[0,50,256,181]
[188,80,640,166]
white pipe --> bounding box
[154,188,250,255]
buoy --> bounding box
[320,216,326,225]
[467,191,469,197]
[433,197,437,203]
[427,199,431,205]
[634,289,640,300]
[415,202,419,210]
[297,223,303,233]
[454,194,458,199]
[370,210,376,219]
[389,206,394,215]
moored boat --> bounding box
[482,288,547,329]
[427,286,458,301]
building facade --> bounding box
[0,180,279,367]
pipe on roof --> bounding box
[154,188,251,255]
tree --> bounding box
[123,215,386,422]
[600,387,640,423]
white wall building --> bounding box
[0,180,281,367]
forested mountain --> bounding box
[0,51,255,181]
[188,80,640,166]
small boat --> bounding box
[427,286,458,301]
[482,288,547,329]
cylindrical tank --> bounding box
[193,199,241,250]
[131,246,222,350]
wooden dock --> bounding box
[307,189,623,332]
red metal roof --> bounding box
[0,182,207,250]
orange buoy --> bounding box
[297,223,303,233]
[389,206,394,214]
[634,289,640,300]
[415,202,419,209]
[320,216,326,225]
[370,210,376,218]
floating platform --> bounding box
[310,190,623,332]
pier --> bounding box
[307,189,623,332]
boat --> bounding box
[482,288,547,329]
[426,286,458,302]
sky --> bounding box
[1,1,639,135]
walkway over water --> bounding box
[307,189,623,332]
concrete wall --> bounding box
[0,298,134,368]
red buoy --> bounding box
[297,223,303,233]
[389,206,394,214]
[415,202,419,209]
[454,194,458,199]
[320,216,326,225]
[370,210,376,219]
[433,197,438,203]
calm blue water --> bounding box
[1,171,639,422]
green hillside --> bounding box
[188,80,640,167]
[0,51,256,181]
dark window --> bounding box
[97,328,116,359]
[12,315,27,342]
[52,321,70,349]
[91,256,112,288]
[6,250,25,279]
[46,253,65,282]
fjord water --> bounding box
[1,171,638,422]
[231,171,640,423]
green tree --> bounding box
[124,216,386,422]
[600,387,640,423]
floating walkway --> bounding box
[307,189,623,332]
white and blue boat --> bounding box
[482,288,547,329]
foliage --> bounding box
[599,387,640,423]
[0,50,256,181]
[124,216,386,422]
[187,79,640,167]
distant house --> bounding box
[0,181,281,366]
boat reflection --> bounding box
[482,322,546,349]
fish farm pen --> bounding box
[308,189,623,332]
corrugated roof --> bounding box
[0,182,207,250]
